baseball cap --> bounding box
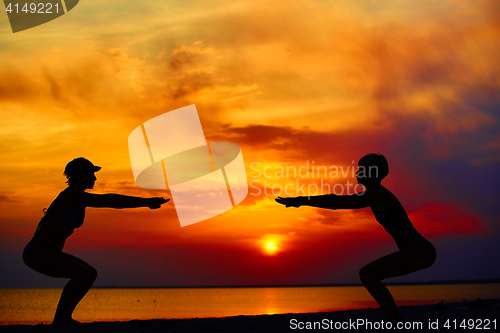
[64,157,101,177]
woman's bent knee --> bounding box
[75,265,97,283]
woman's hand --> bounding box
[147,197,170,209]
[275,196,304,208]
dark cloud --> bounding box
[0,192,20,203]
[171,72,213,100]
[0,68,35,102]
[169,51,201,71]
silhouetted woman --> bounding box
[276,153,436,322]
[23,157,169,325]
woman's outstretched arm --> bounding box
[276,192,371,210]
[83,193,169,209]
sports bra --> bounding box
[29,206,86,252]
[59,206,85,229]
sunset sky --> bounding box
[0,0,499,288]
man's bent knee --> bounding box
[85,266,98,283]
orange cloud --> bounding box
[1,0,499,287]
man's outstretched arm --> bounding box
[276,192,370,210]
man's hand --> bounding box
[275,196,303,208]
[147,197,170,209]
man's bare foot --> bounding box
[52,318,80,326]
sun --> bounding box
[264,241,278,255]
[259,234,286,255]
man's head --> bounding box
[356,153,389,186]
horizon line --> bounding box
[5,278,499,289]
[72,277,500,289]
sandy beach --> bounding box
[1,299,498,333]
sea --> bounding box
[0,284,499,325]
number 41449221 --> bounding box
[5,2,60,14]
